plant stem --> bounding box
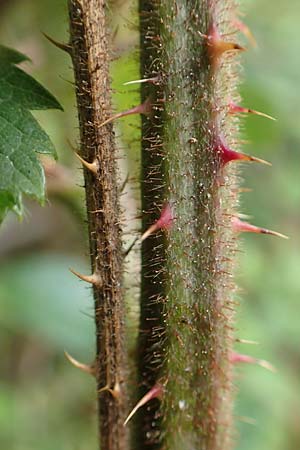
[68,2,127,450]
[137,1,239,449]
[136,2,165,448]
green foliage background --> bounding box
[0,1,299,449]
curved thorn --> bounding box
[216,140,272,166]
[257,359,277,373]
[99,97,152,128]
[236,338,259,345]
[124,236,140,257]
[75,153,98,174]
[64,351,95,376]
[140,203,173,242]
[211,40,246,58]
[140,223,159,242]
[229,102,276,121]
[155,203,173,229]
[123,76,158,86]
[99,383,120,400]
[68,140,98,175]
[232,217,289,239]
[98,384,110,394]
[246,154,272,166]
[230,352,276,373]
[247,108,276,121]
[42,32,72,55]
[199,24,246,62]
[99,112,128,128]
[258,228,289,239]
[69,267,102,286]
[124,385,163,426]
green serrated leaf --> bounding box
[0,65,62,110]
[0,102,57,157]
[0,44,62,222]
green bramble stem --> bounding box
[137,1,241,449]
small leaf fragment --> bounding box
[0,44,62,221]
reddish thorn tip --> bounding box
[229,102,276,121]
[156,203,173,229]
[141,203,173,242]
[232,216,288,239]
[215,139,271,166]
[124,384,163,426]
[230,352,276,372]
[99,97,152,128]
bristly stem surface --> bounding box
[68,2,128,450]
[137,1,240,449]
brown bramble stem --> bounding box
[68,2,128,450]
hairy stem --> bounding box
[135,2,165,448]
[137,1,240,449]
[68,2,128,450]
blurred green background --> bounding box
[0,0,299,449]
